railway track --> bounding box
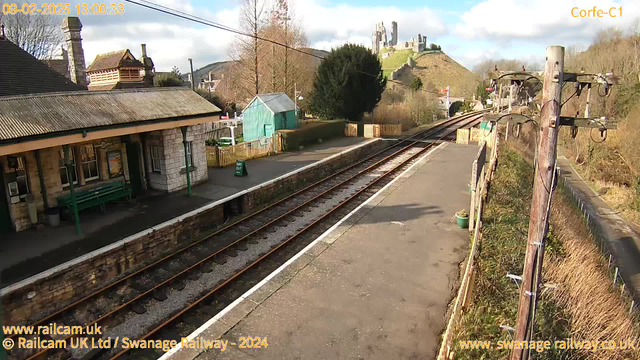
[4,111,483,360]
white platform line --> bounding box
[1,139,380,296]
[159,141,447,359]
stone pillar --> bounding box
[62,17,86,87]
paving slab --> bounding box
[0,137,372,287]
[200,137,370,198]
[179,143,479,360]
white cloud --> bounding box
[69,0,448,71]
[454,0,640,42]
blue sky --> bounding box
[30,0,640,72]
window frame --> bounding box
[59,148,78,188]
[180,141,193,169]
[6,156,30,201]
[150,145,162,173]
[79,144,99,182]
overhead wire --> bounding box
[124,0,458,98]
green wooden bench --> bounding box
[57,180,132,215]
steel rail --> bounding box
[17,112,483,360]
[109,113,484,360]
[10,112,479,335]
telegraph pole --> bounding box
[188,58,195,91]
[511,46,564,360]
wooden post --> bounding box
[511,46,564,360]
[469,160,477,232]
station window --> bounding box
[5,156,30,202]
[59,148,78,187]
[150,145,162,173]
[179,142,193,169]
[80,144,99,181]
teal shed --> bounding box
[242,92,298,142]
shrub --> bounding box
[278,121,345,151]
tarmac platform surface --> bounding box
[0,137,372,287]
[166,142,479,360]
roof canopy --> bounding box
[0,88,221,142]
[243,92,296,114]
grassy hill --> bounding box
[181,60,233,82]
[186,48,329,83]
[381,49,479,98]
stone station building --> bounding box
[0,88,220,233]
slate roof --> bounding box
[87,49,144,72]
[42,59,70,78]
[244,92,296,114]
[0,36,86,97]
[0,88,221,142]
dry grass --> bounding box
[371,102,413,130]
[371,91,442,131]
[545,191,640,360]
[450,142,640,360]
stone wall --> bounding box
[145,124,208,192]
[2,203,224,325]
[243,139,387,212]
[1,138,386,325]
[1,137,131,231]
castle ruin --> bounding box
[372,21,426,55]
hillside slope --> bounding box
[383,51,479,99]
[186,48,329,82]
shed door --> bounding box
[264,124,274,137]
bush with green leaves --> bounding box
[410,77,423,92]
[309,44,386,121]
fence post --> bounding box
[215,146,220,168]
[469,160,477,232]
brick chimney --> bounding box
[62,17,86,87]
[139,43,155,87]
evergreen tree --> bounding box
[410,77,423,92]
[309,44,386,121]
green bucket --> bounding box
[456,215,469,229]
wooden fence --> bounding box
[206,137,274,167]
[437,125,499,360]
[204,124,244,141]
[362,123,402,138]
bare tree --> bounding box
[229,0,268,99]
[262,0,310,98]
[0,2,62,59]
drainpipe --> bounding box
[180,127,192,197]
[64,145,82,235]
[34,149,49,210]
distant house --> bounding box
[242,93,298,142]
[197,71,222,93]
[86,45,154,91]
